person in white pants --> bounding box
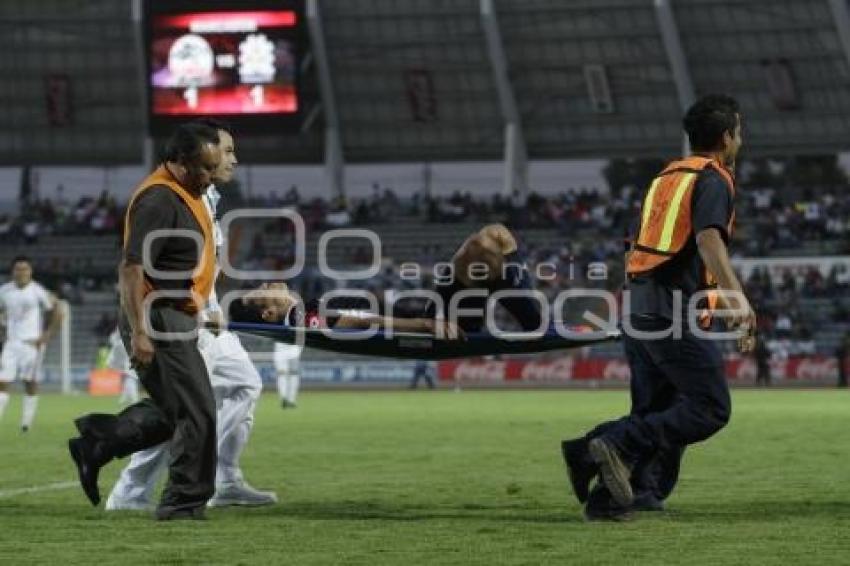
[0,256,63,432]
[274,342,303,409]
[105,121,276,510]
[106,327,140,405]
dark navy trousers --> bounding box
[589,316,731,501]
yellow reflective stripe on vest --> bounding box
[637,177,663,246]
[656,172,695,251]
[641,177,662,230]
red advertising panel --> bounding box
[439,356,838,384]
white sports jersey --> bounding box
[0,281,52,343]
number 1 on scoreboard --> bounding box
[250,85,264,107]
[184,86,198,109]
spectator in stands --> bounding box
[429,195,465,223]
[509,189,525,226]
[284,185,300,205]
[836,333,850,388]
[353,199,371,224]
[825,213,846,239]
[325,195,352,227]
[751,187,773,212]
[73,197,94,230]
[831,297,849,323]
[830,264,850,290]
[773,208,799,248]
[802,267,825,298]
[797,192,825,240]
[794,326,816,356]
[90,206,109,235]
[39,199,57,236]
[0,215,12,241]
[21,214,40,244]
[380,188,401,220]
[304,197,327,230]
[754,336,772,387]
[774,312,793,338]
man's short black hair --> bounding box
[191,118,233,135]
[11,255,31,268]
[162,122,220,165]
[683,94,740,152]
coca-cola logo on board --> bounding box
[520,359,575,381]
[453,361,506,382]
[602,360,631,381]
[794,358,836,380]
[734,358,756,381]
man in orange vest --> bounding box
[561,94,756,521]
[68,122,222,521]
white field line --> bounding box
[0,481,77,499]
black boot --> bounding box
[67,435,112,506]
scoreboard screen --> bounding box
[143,0,304,134]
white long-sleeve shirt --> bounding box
[202,185,224,319]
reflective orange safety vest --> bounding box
[123,165,216,315]
[626,156,736,323]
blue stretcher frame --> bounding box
[224,322,622,360]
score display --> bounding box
[144,1,303,133]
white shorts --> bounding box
[0,341,44,383]
[273,353,300,375]
[273,343,303,375]
[198,330,262,394]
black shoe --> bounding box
[584,485,633,522]
[68,436,104,506]
[632,491,665,512]
[21,425,28,433]
[155,506,207,521]
[588,438,634,507]
[560,438,597,504]
[584,505,633,522]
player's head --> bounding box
[242,282,296,323]
[192,119,238,184]
[162,122,221,192]
[683,94,742,166]
[10,255,33,287]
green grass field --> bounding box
[0,389,848,565]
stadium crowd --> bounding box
[1,189,122,243]
[4,158,849,358]
[5,172,850,258]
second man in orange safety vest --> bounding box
[561,94,756,521]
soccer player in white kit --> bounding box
[106,122,276,510]
[274,342,303,409]
[0,256,63,432]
